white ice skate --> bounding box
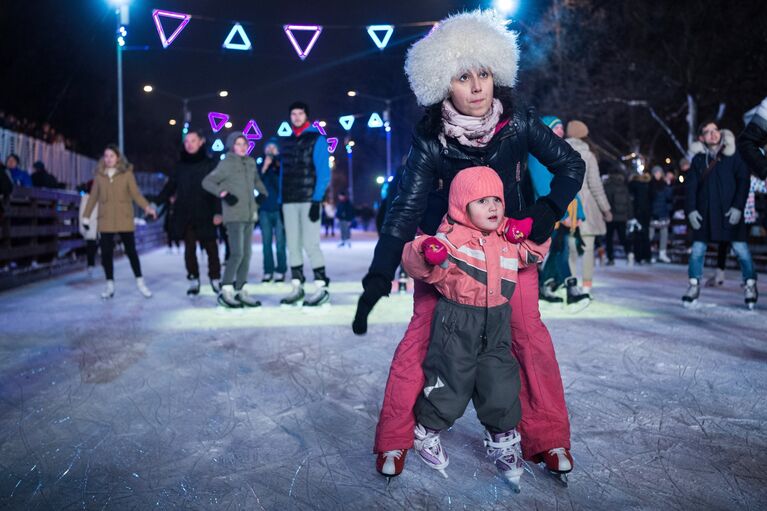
[744,279,758,310]
[101,280,115,300]
[414,424,449,478]
[303,282,330,307]
[280,279,305,307]
[136,277,152,298]
[682,278,700,308]
[484,429,524,493]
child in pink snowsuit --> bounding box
[399,166,548,490]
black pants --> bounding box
[716,242,729,270]
[414,298,522,434]
[86,239,99,267]
[100,232,142,280]
[184,224,221,280]
[632,216,652,262]
[605,221,628,261]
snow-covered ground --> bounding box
[0,232,764,510]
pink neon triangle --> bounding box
[246,141,256,156]
[327,138,339,153]
[243,119,263,140]
[312,121,327,136]
[283,25,323,60]
[208,112,229,133]
[152,10,192,49]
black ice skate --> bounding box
[565,277,590,312]
[540,278,564,304]
[186,276,200,296]
[744,279,758,310]
[682,278,700,308]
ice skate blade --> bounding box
[280,301,304,308]
[566,299,590,313]
[548,470,569,487]
[682,299,698,309]
[415,453,449,478]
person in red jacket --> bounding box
[399,166,546,492]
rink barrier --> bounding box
[0,187,166,291]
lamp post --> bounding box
[110,0,130,152]
[142,87,229,137]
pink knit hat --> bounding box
[448,166,505,227]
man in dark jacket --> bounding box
[259,138,287,283]
[602,161,634,265]
[278,101,331,307]
[683,121,757,309]
[157,130,222,295]
[737,96,767,180]
[31,161,60,189]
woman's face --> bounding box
[449,68,494,117]
[652,169,663,181]
[103,149,118,168]
[233,137,249,157]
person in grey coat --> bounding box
[202,134,268,308]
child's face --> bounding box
[467,196,503,232]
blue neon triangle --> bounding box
[277,121,293,137]
[211,139,224,151]
[339,115,355,131]
[223,23,252,50]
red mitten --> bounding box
[504,217,533,244]
[422,236,448,267]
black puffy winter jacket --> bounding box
[373,104,585,279]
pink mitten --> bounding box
[504,217,533,244]
[422,236,448,267]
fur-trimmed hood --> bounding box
[405,10,519,107]
[688,128,736,158]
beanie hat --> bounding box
[405,10,519,107]
[566,120,589,139]
[541,115,563,130]
[448,166,505,228]
[226,132,247,151]
[288,101,310,116]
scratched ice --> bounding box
[0,232,765,509]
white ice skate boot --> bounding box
[414,423,449,478]
[657,250,671,263]
[682,278,700,308]
[217,284,242,308]
[101,280,115,299]
[235,286,261,308]
[484,429,525,493]
[744,279,758,310]
[136,277,153,298]
[280,279,305,306]
[627,252,635,267]
[186,276,200,296]
[303,281,330,307]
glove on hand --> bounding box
[223,193,239,206]
[504,217,532,244]
[421,236,448,268]
[352,272,392,335]
[511,199,559,244]
[725,207,742,225]
[687,210,702,230]
[309,202,320,222]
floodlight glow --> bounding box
[376,176,385,185]
[211,139,224,151]
[224,121,233,129]
[143,84,153,93]
[152,9,191,49]
[327,138,339,153]
[339,115,355,131]
[218,90,229,97]
[283,25,323,60]
[168,119,177,126]
[223,23,252,50]
[347,91,357,97]
[277,122,292,137]
[243,119,263,140]
[368,112,384,128]
[312,121,327,136]
[367,25,394,49]
[246,141,256,156]
[493,0,520,17]
[208,112,229,133]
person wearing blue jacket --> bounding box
[279,101,331,307]
[5,154,32,187]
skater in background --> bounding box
[322,201,336,237]
[354,11,584,483]
[603,160,634,265]
[628,165,652,265]
[737,95,767,180]
[649,165,673,263]
[403,167,547,491]
[78,180,99,277]
[682,122,757,309]
[202,133,268,308]
[161,195,181,254]
[565,120,611,296]
[82,144,157,299]
[5,154,31,187]
[157,130,222,296]
[258,138,287,283]
[335,190,355,247]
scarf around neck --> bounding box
[439,98,503,148]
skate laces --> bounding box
[548,447,567,457]
[382,449,403,460]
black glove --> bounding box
[223,193,239,206]
[511,198,560,244]
[352,272,392,335]
[255,194,266,206]
[309,201,320,222]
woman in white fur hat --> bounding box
[353,10,585,483]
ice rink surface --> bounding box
[0,233,765,510]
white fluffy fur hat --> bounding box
[405,10,519,107]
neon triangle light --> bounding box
[327,138,339,153]
[208,112,229,133]
[283,25,323,60]
[368,112,384,128]
[243,119,262,140]
[152,9,191,49]
[312,121,327,136]
[211,139,224,151]
[367,25,394,50]
[223,23,252,50]
[277,122,293,137]
[246,140,256,156]
[339,115,355,131]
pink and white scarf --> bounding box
[439,98,503,148]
